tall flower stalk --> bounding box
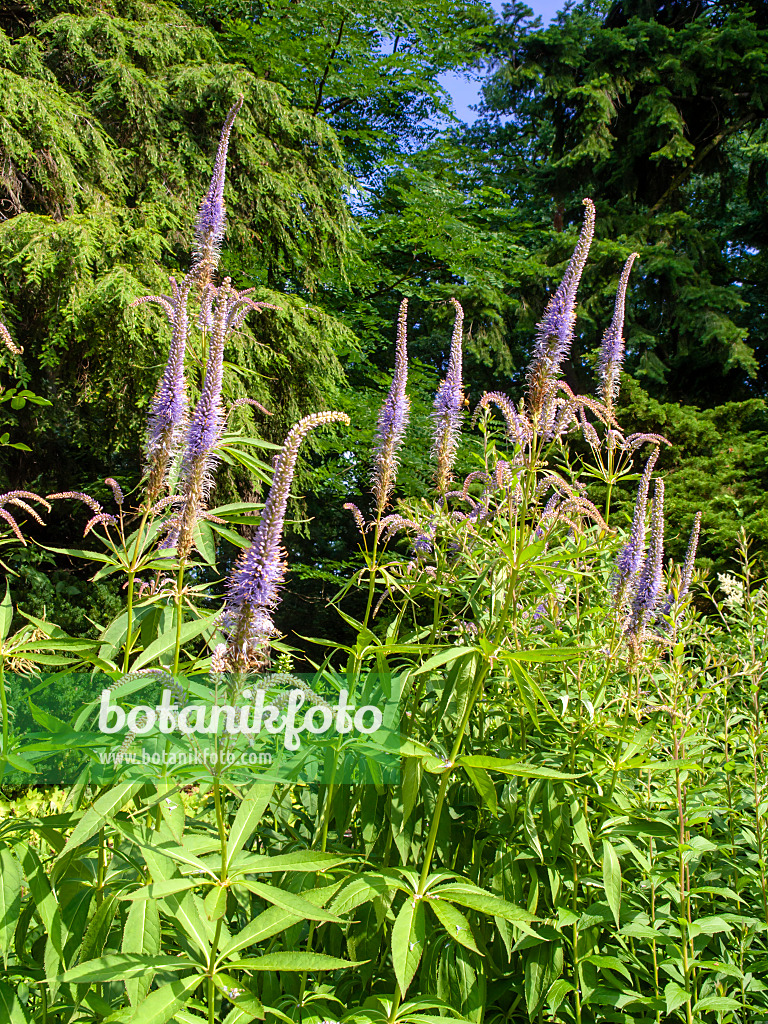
[627,477,665,643]
[172,281,274,558]
[140,282,191,504]
[597,252,639,519]
[613,448,658,607]
[432,298,465,494]
[221,411,349,673]
[657,510,702,626]
[126,96,247,672]
[598,252,639,414]
[526,199,595,421]
[372,298,410,521]
[134,96,245,505]
[193,96,243,283]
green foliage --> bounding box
[184,0,497,168]
[478,0,768,404]
[617,378,768,566]
[1,362,767,1023]
[0,12,767,1018]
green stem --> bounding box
[362,528,381,633]
[299,744,341,1011]
[172,560,187,675]
[417,611,511,893]
[123,504,151,672]
[0,658,7,761]
[415,445,536,893]
[604,670,636,814]
[604,436,616,525]
[208,777,227,1024]
[572,856,581,1024]
[388,983,403,1023]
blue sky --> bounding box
[441,0,563,121]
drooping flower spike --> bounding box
[598,252,639,411]
[343,503,367,536]
[462,470,491,497]
[379,514,424,545]
[221,411,350,672]
[472,392,531,447]
[47,491,103,514]
[0,491,50,543]
[526,199,595,420]
[372,299,410,517]
[227,397,272,422]
[0,321,22,356]
[104,478,124,507]
[432,298,465,493]
[47,491,118,537]
[84,513,118,537]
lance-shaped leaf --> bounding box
[391,897,426,995]
[0,846,22,967]
[60,953,196,983]
[227,783,274,865]
[125,974,203,1024]
[57,781,145,858]
[122,897,161,1007]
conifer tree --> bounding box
[479,0,768,404]
[0,0,353,492]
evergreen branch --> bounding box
[650,114,756,214]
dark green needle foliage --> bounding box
[0,0,353,494]
[478,0,768,404]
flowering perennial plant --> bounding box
[8,104,764,1024]
[221,410,350,672]
[372,298,410,518]
[432,297,465,493]
[526,198,594,420]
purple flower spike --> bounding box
[143,289,191,501]
[343,503,367,536]
[0,490,49,543]
[628,478,665,636]
[173,283,275,557]
[526,199,595,418]
[222,411,350,671]
[657,510,702,623]
[372,299,410,517]
[105,478,124,507]
[133,100,256,505]
[679,510,702,600]
[613,448,659,609]
[193,95,244,277]
[432,298,465,493]
[598,252,639,410]
[185,284,230,465]
[172,281,231,556]
[616,449,658,576]
[47,490,103,514]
